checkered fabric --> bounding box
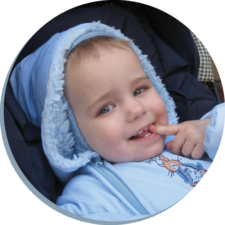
[191,31,214,82]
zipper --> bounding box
[89,162,149,215]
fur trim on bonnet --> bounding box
[10,22,178,183]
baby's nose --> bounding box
[126,99,146,122]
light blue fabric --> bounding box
[10,22,178,183]
[201,103,225,160]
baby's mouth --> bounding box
[129,127,152,140]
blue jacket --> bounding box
[9,21,224,222]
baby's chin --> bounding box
[95,137,165,163]
[137,150,164,162]
[138,144,165,161]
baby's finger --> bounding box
[191,143,205,159]
[166,135,186,155]
[166,142,183,156]
[180,139,195,157]
[166,141,182,155]
[149,124,180,136]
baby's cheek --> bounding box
[101,130,121,147]
[157,104,168,124]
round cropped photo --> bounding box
[1,1,225,224]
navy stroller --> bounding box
[3,1,220,203]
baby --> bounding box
[56,34,223,221]
[9,22,224,222]
[56,36,222,221]
[64,36,210,163]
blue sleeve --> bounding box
[201,103,225,160]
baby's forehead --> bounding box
[64,43,148,106]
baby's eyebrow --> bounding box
[131,76,150,86]
[87,90,113,110]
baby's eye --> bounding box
[100,104,114,114]
[134,88,145,96]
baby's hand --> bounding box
[149,119,211,159]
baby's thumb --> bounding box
[166,141,172,150]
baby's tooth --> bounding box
[145,133,151,137]
[137,130,143,134]
[144,128,148,131]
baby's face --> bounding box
[66,46,168,162]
